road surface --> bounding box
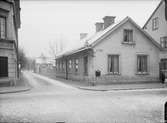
[0,71,167,123]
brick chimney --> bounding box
[103,16,116,29]
[80,33,88,40]
[95,22,104,32]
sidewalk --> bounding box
[78,82,167,91]
[0,73,32,94]
[39,73,167,91]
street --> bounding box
[0,72,167,123]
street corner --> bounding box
[0,85,32,94]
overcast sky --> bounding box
[18,0,160,58]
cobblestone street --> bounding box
[0,71,166,123]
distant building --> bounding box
[143,0,167,81]
[55,16,161,84]
[35,54,55,74]
[0,0,21,86]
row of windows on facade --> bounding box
[0,16,6,39]
[56,55,149,74]
[108,55,148,74]
[125,24,167,49]
[56,59,79,72]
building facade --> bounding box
[0,0,21,86]
[55,16,162,84]
[143,0,167,81]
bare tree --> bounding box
[18,47,35,71]
[48,41,57,58]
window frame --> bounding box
[108,55,120,75]
[68,59,72,71]
[152,17,159,31]
[74,58,79,73]
[137,55,149,74]
[123,29,134,43]
[160,37,167,48]
[0,16,7,39]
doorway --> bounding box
[159,59,167,82]
[83,56,88,75]
[0,56,8,77]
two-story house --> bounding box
[55,16,161,84]
[0,0,21,86]
[143,0,167,81]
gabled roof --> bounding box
[56,16,161,59]
[143,0,163,28]
[90,16,161,49]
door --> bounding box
[83,56,88,75]
[0,57,8,77]
[160,59,167,81]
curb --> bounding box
[0,86,32,94]
[78,87,108,91]
[78,86,167,92]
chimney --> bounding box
[95,22,104,32]
[103,16,116,29]
[80,33,88,40]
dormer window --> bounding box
[152,17,159,31]
[160,37,167,48]
[123,29,133,43]
[0,16,6,39]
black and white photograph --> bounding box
[0,0,167,122]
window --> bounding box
[160,37,167,48]
[72,59,74,69]
[108,55,119,74]
[59,61,62,70]
[75,59,79,72]
[0,17,6,39]
[152,17,159,31]
[137,55,148,73]
[57,61,59,71]
[161,59,167,70]
[68,59,72,70]
[123,29,133,43]
[62,61,65,71]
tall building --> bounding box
[0,0,21,86]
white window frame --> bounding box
[75,58,79,72]
[137,55,149,74]
[123,29,133,43]
[108,55,120,75]
[0,16,6,39]
[152,17,159,31]
[160,37,167,48]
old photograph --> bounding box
[0,0,167,122]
